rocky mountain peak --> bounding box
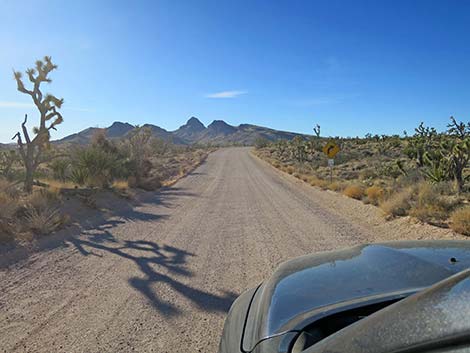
[106,122,135,138]
[207,120,236,135]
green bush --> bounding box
[50,158,70,181]
[71,146,130,188]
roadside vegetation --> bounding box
[254,118,470,235]
[0,56,212,245]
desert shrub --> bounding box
[359,167,378,180]
[395,168,422,189]
[301,175,310,182]
[378,162,402,179]
[39,179,76,191]
[286,166,295,174]
[0,178,20,199]
[27,188,61,211]
[410,205,447,224]
[254,137,270,149]
[71,146,129,188]
[343,184,365,200]
[309,177,329,189]
[380,188,413,217]
[137,176,162,191]
[366,186,385,205]
[0,192,18,242]
[450,207,470,235]
[308,176,320,186]
[128,176,138,188]
[112,180,134,199]
[69,167,88,185]
[409,183,455,223]
[121,127,163,186]
[50,158,70,181]
[24,207,67,236]
[113,180,129,190]
[328,181,347,192]
[0,150,20,180]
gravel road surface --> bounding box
[0,147,460,353]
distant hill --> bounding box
[56,117,310,145]
[0,142,17,150]
[173,117,206,141]
[58,122,135,144]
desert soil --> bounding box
[0,147,464,353]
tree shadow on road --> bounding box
[68,233,237,317]
[0,185,237,316]
[0,186,195,268]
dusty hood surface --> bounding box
[242,240,470,352]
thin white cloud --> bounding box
[205,90,247,99]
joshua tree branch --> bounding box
[21,114,31,144]
[12,132,27,161]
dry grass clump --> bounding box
[309,177,329,189]
[24,207,69,236]
[328,181,347,192]
[0,182,69,243]
[39,179,77,190]
[343,184,365,200]
[27,188,61,211]
[380,188,413,217]
[112,180,134,199]
[113,180,129,190]
[301,175,310,183]
[0,179,21,199]
[22,189,67,236]
[366,186,385,205]
[0,192,19,243]
[450,207,470,235]
[409,183,456,224]
[285,166,295,175]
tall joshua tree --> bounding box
[12,56,64,193]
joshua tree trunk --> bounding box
[24,163,34,193]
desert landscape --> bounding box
[1,1,470,352]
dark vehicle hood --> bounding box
[242,240,470,352]
[306,268,470,353]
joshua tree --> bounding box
[445,117,470,191]
[313,124,321,138]
[12,56,64,193]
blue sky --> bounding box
[1,0,469,142]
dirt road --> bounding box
[0,147,459,353]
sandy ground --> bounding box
[0,147,465,353]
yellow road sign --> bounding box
[322,141,340,158]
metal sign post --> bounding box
[328,158,334,183]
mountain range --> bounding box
[57,117,309,145]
